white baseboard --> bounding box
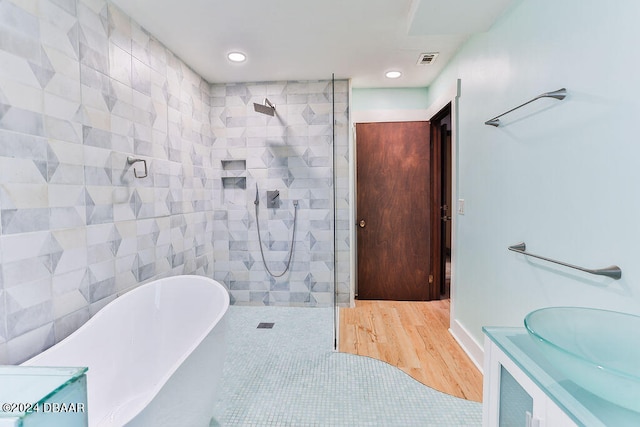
[449,318,484,374]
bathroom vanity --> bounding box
[0,366,87,427]
[483,327,640,427]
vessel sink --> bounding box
[525,307,640,412]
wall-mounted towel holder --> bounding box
[508,242,621,279]
[127,156,148,178]
[485,88,567,127]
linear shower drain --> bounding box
[257,322,275,329]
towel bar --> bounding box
[508,242,621,279]
[485,88,567,127]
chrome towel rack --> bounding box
[127,156,148,178]
[485,88,567,127]
[508,242,621,280]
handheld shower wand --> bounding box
[254,183,297,278]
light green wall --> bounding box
[352,87,428,111]
[426,0,640,346]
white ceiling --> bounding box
[110,0,514,88]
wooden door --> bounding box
[356,121,437,300]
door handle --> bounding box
[359,219,366,228]
[441,216,452,221]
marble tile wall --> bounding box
[0,0,214,364]
[210,81,350,306]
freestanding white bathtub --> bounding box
[23,275,229,427]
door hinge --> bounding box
[428,274,434,284]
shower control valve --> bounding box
[267,190,280,208]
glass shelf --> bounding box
[484,327,640,427]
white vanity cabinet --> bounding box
[483,329,576,427]
[483,327,640,427]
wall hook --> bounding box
[127,156,148,178]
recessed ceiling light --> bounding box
[227,52,246,63]
[385,71,402,79]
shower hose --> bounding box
[254,193,298,278]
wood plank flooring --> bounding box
[339,299,483,402]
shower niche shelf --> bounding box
[221,159,247,191]
[222,177,246,189]
[221,160,246,172]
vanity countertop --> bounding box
[484,327,640,427]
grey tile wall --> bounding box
[210,81,350,307]
[0,0,214,364]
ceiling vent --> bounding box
[417,52,439,65]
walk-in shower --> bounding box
[253,98,276,116]
[212,77,349,350]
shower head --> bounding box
[253,98,276,116]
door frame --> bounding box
[428,105,451,300]
[423,80,483,368]
[424,80,460,329]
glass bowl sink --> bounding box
[525,307,640,412]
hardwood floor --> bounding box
[339,299,483,402]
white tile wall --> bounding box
[0,0,214,364]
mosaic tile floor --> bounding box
[211,306,482,426]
